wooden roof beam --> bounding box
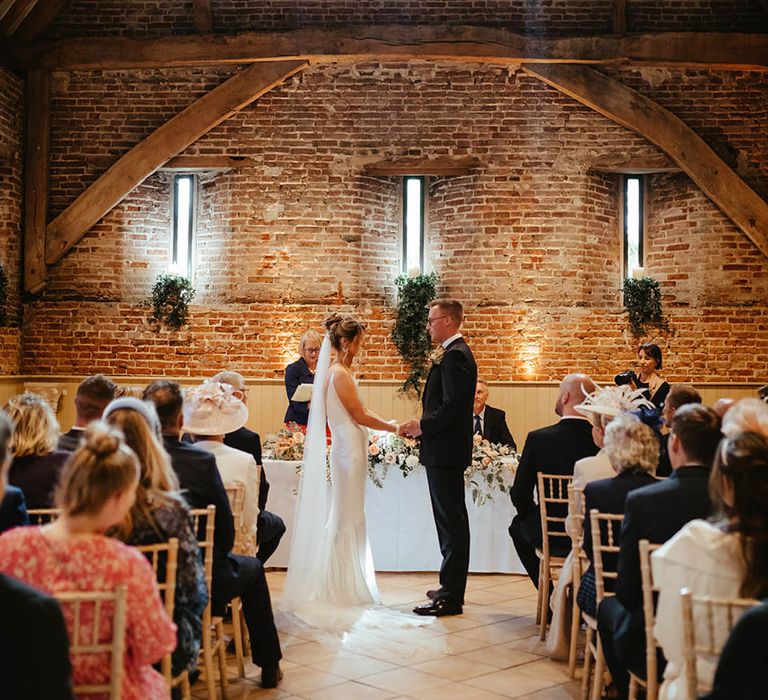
[14,0,71,42]
[365,156,480,176]
[522,64,768,259]
[46,60,307,264]
[9,27,768,71]
[0,0,39,35]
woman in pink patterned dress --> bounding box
[0,422,177,700]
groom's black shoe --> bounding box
[413,599,462,616]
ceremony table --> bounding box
[263,459,525,574]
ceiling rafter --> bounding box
[8,26,768,71]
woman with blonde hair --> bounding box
[103,397,207,678]
[577,413,659,617]
[6,392,70,509]
[284,329,323,426]
[0,422,176,699]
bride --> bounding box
[282,313,399,613]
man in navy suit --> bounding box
[144,381,284,689]
[402,299,477,616]
[473,379,516,450]
[597,404,721,699]
[212,371,286,564]
[508,373,598,587]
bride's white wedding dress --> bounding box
[282,337,430,642]
[304,369,379,606]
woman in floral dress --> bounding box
[0,422,177,700]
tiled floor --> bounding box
[191,571,580,700]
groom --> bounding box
[401,299,477,616]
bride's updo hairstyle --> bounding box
[55,422,140,517]
[323,312,366,352]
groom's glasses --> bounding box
[426,315,449,326]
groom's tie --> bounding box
[474,414,482,436]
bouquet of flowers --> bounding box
[367,432,421,487]
[465,434,519,506]
[263,422,306,461]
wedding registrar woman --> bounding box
[283,313,399,614]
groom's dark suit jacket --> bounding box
[420,337,477,468]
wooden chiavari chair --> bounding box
[536,472,573,640]
[628,539,662,700]
[223,482,249,678]
[190,506,228,700]
[136,538,189,698]
[567,483,586,678]
[54,584,128,700]
[680,588,758,700]
[26,507,61,524]
[581,510,623,700]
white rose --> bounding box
[384,451,396,464]
[405,455,419,468]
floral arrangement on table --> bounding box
[263,422,307,461]
[465,434,519,506]
[367,431,519,506]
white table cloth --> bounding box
[263,459,524,574]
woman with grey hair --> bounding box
[577,413,659,616]
[284,329,322,426]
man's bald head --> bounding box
[556,373,596,417]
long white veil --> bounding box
[282,335,332,608]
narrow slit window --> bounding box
[402,176,426,274]
[171,174,196,277]
[624,175,644,277]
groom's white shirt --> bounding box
[442,333,463,349]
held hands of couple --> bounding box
[398,420,422,438]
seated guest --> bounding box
[103,397,207,678]
[473,379,516,450]
[701,599,768,700]
[0,477,29,533]
[635,342,670,411]
[652,431,768,700]
[657,384,702,477]
[144,381,283,688]
[758,384,768,403]
[566,384,654,539]
[509,373,598,587]
[548,385,655,660]
[58,374,117,451]
[211,370,285,563]
[721,397,768,438]
[184,382,260,552]
[597,404,721,699]
[5,393,69,509]
[0,408,73,700]
[577,414,658,617]
[284,330,322,426]
[0,423,176,699]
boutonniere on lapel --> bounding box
[428,346,445,367]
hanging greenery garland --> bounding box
[391,272,438,398]
[149,274,196,330]
[622,276,670,338]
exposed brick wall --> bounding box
[628,0,767,33]
[42,0,767,39]
[26,60,768,384]
[0,68,23,373]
